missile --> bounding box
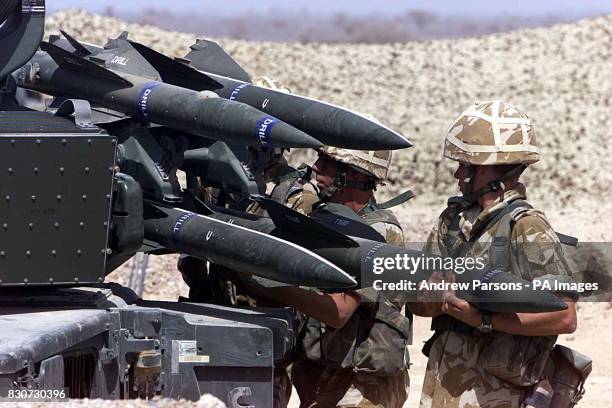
[38,33,412,150]
[15,41,322,149]
[143,203,357,289]
[177,39,413,150]
[183,195,567,314]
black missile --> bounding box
[15,42,323,149]
[184,196,567,314]
[39,34,412,150]
[177,39,412,150]
[144,203,357,289]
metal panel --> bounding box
[0,135,116,285]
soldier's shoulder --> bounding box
[433,196,464,230]
[369,220,404,246]
[286,181,319,215]
[511,207,557,241]
[441,196,464,217]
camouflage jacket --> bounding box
[246,161,319,217]
[420,184,576,407]
[301,203,412,377]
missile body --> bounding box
[191,198,566,314]
[143,204,357,289]
[186,38,413,150]
[33,35,410,150]
[16,46,322,149]
[33,33,412,150]
[190,72,413,150]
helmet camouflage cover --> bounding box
[318,146,391,181]
[444,100,540,165]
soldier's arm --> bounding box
[442,294,576,335]
[409,225,448,317]
[443,213,578,335]
[506,213,578,334]
[491,298,577,335]
[246,285,361,329]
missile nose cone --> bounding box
[285,247,356,289]
[269,121,323,149]
[309,106,413,150]
[215,98,323,149]
[316,266,357,289]
[383,130,413,150]
[343,114,413,150]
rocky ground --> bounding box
[31,9,612,408]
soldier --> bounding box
[412,101,579,407]
[254,146,413,408]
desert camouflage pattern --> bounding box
[291,359,409,408]
[318,146,391,180]
[246,160,319,216]
[420,184,576,408]
[370,221,404,247]
[444,100,540,165]
[363,208,405,247]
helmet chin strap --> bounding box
[462,164,526,206]
[317,163,377,202]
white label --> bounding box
[175,340,210,364]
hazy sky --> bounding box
[48,0,612,18]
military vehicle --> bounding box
[0,1,568,406]
[0,2,335,406]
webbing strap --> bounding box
[358,190,415,215]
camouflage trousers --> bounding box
[291,359,409,408]
[419,331,529,408]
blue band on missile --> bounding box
[255,116,278,147]
[172,212,195,242]
[136,82,161,121]
[229,83,250,101]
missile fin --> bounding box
[128,40,222,91]
[40,41,132,87]
[259,197,358,247]
[59,30,91,57]
[185,39,252,83]
[308,203,387,242]
[98,36,162,81]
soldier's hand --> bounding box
[410,272,447,317]
[441,276,482,328]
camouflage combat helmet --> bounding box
[315,146,391,201]
[318,146,391,181]
[444,100,540,166]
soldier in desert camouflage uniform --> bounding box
[412,101,579,408]
[211,145,412,407]
[283,146,413,408]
